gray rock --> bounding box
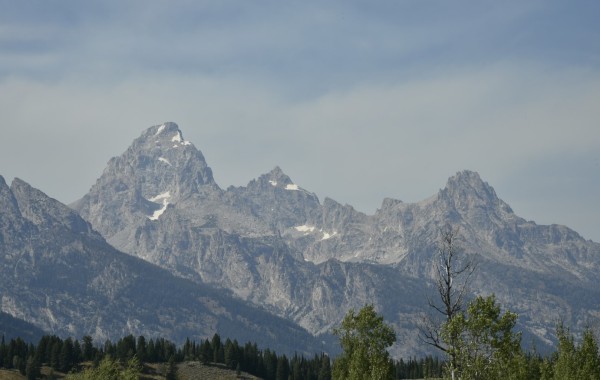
[0,175,328,355]
[69,123,600,357]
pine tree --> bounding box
[318,353,331,380]
[82,335,94,361]
[50,341,61,371]
[553,324,578,380]
[577,328,600,379]
[276,354,289,380]
[164,355,177,380]
[73,339,82,365]
[0,335,6,368]
[26,355,41,380]
[137,336,147,363]
[147,339,157,363]
[59,337,74,373]
[200,339,212,364]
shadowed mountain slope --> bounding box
[0,175,328,355]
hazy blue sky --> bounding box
[1,1,599,242]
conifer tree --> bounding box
[164,355,177,380]
[25,354,41,380]
[82,335,94,361]
[137,336,147,363]
[59,337,74,373]
[276,354,289,380]
[318,353,331,380]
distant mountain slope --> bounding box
[0,312,47,343]
[0,175,327,355]
[70,122,600,357]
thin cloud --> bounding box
[0,1,598,241]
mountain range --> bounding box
[2,122,599,358]
[0,174,328,355]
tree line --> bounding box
[0,333,334,380]
[0,331,449,380]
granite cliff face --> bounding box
[69,122,600,357]
[0,175,328,355]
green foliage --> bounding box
[442,294,525,380]
[163,355,177,380]
[394,356,443,379]
[2,324,599,380]
[65,355,141,380]
[82,335,95,361]
[550,324,600,380]
[318,353,332,380]
[25,354,41,380]
[578,329,600,378]
[333,304,396,380]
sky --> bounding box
[1,1,599,242]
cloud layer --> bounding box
[1,1,599,241]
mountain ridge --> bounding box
[68,122,600,357]
[0,174,331,355]
[2,122,597,358]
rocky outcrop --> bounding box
[69,123,600,357]
[0,175,326,355]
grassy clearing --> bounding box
[177,361,260,380]
[0,369,24,380]
[0,362,261,380]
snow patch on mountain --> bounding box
[169,130,192,147]
[149,191,171,202]
[285,184,299,191]
[158,157,172,166]
[156,124,166,135]
[172,132,183,143]
[321,231,337,240]
[147,191,172,220]
[295,225,316,233]
[149,198,169,220]
[269,180,277,187]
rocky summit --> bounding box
[67,122,600,358]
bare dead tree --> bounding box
[420,225,477,379]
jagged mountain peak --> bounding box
[66,127,600,359]
[258,166,295,188]
[380,197,403,210]
[445,170,491,193]
[108,122,215,193]
[11,177,103,239]
[0,175,15,207]
[440,170,508,210]
[72,123,219,237]
[138,122,191,148]
[0,175,22,233]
